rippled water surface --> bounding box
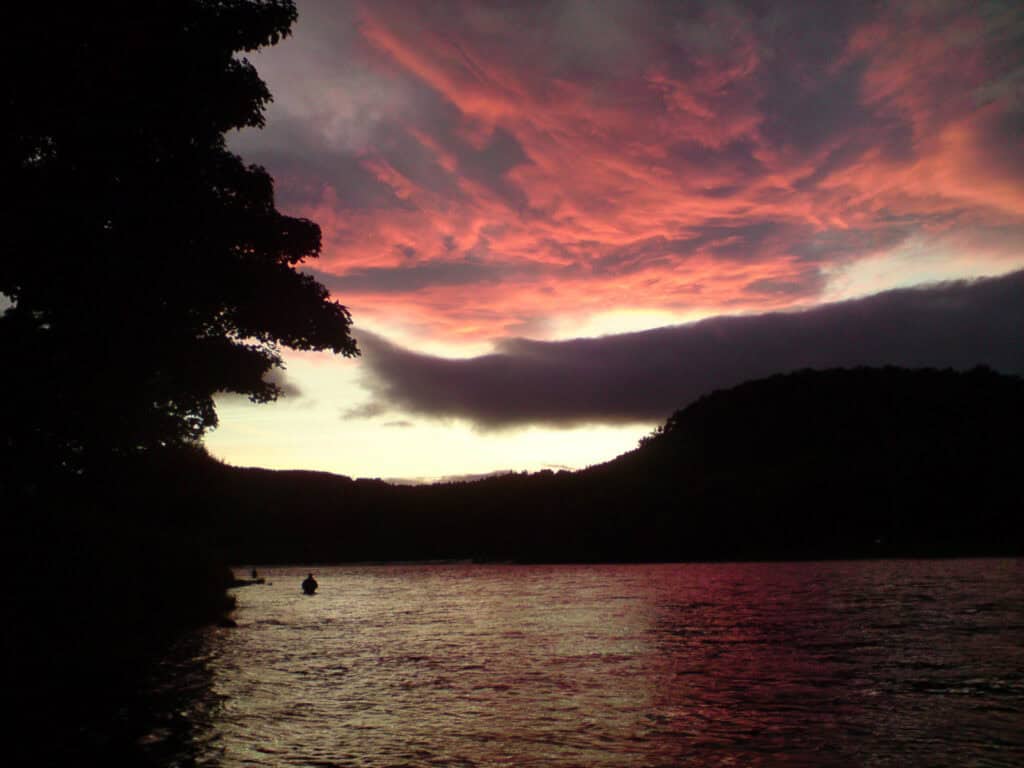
[143,560,1023,766]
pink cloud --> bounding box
[238,0,1024,343]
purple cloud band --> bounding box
[356,270,1024,428]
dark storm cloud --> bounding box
[757,39,917,182]
[357,270,1024,428]
[264,147,417,212]
[232,114,417,211]
[976,108,1024,179]
[760,60,873,152]
[789,226,912,263]
[458,127,530,180]
[309,256,542,294]
[744,269,825,297]
[455,127,532,209]
[237,23,536,219]
[590,236,690,275]
[792,119,913,190]
[373,122,465,202]
[667,139,765,177]
[684,220,798,261]
[316,260,501,293]
[700,185,744,199]
[591,220,805,276]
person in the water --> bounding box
[302,573,318,594]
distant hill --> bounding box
[205,366,1023,563]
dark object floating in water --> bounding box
[217,617,238,628]
[229,577,266,588]
[302,573,318,595]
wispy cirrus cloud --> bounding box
[232,0,1024,344]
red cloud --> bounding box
[243,0,1024,343]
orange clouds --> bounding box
[235,0,1024,346]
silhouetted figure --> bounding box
[251,568,258,579]
[302,573,318,595]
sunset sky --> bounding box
[206,0,1024,481]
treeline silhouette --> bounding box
[4,3,358,754]
[204,366,1022,564]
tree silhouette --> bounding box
[1,1,356,471]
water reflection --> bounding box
[647,561,1024,766]
[131,560,1023,767]
[28,630,226,767]
[648,564,875,766]
[131,632,225,766]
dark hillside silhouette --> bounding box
[205,367,1023,564]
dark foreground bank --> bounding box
[3,449,233,765]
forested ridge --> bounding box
[205,366,1024,564]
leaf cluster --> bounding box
[0,1,357,470]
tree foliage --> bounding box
[1,1,357,469]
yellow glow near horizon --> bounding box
[204,352,651,482]
[205,246,1024,482]
[206,400,649,482]
[821,237,1024,304]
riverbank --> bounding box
[4,463,236,766]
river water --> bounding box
[133,560,1021,767]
